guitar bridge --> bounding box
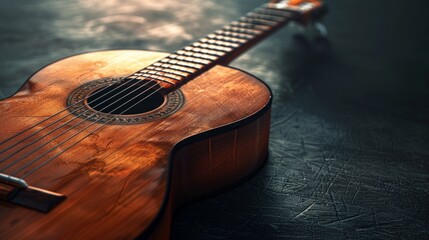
[0,173,66,212]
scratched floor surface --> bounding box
[0,0,428,239]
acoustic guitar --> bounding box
[0,1,326,239]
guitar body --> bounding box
[0,50,271,239]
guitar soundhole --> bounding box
[67,77,184,125]
[87,80,164,115]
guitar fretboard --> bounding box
[128,4,302,92]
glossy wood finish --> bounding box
[0,50,271,239]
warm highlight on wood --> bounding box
[0,50,271,239]
[0,1,328,238]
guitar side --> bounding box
[0,50,271,239]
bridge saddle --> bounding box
[0,173,65,212]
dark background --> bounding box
[1,0,428,239]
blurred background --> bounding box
[1,0,428,239]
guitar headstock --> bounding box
[268,0,326,23]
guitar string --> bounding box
[0,78,162,171]
[21,112,156,179]
[0,5,232,147]
[0,75,155,161]
[0,73,140,146]
[12,82,162,179]
[0,40,221,157]
[2,12,284,176]
[0,4,220,144]
[0,44,221,168]
[0,55,211,172]
[0,1,216,147]
[0,3,286,154]
[0,5,292,178]
[0,3,288,150]
[4,60,211,175]
[9,59,223,176]
[20,107,173,178]
[0,35,240,167]
[1,15,284,176]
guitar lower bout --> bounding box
[0,50,272,239]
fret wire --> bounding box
[192,42,234,53]
[184,46,227,57]
[184,55,211,65]
[163,73,183,81]
[176,50,194,57]
[135,6,282,89]
[161,63,172,68]
[246,12,287,22]
[161,68,190,77]
[169,64,197,74]
[174,60,205,70]
[193,53,218,61]
[169,54,212,65]
[229,21,271,31]
[144,74,177,86]
[160,58,172,63]
[132,75,145,80]
[176,50,219,61]
[151,62,197,76]
[200,38,240,48]
[206,34,248,44]
[255,7,296,18]
[214,30,254,40]
[152,75,178,84]
[145,66,189,78]
[131,72,143,76]
[223,26,263,35]
[238,17,279,27]
[0,4,313,178]
[130,5,299,90]
[139,68,185,81]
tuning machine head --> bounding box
[268,0,328,40]
[268,0,327,23]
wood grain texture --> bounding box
[0,50,271,239]
[1,1,429,239]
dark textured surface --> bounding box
[1,0,429,239]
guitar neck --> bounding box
[129,2,325,92]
